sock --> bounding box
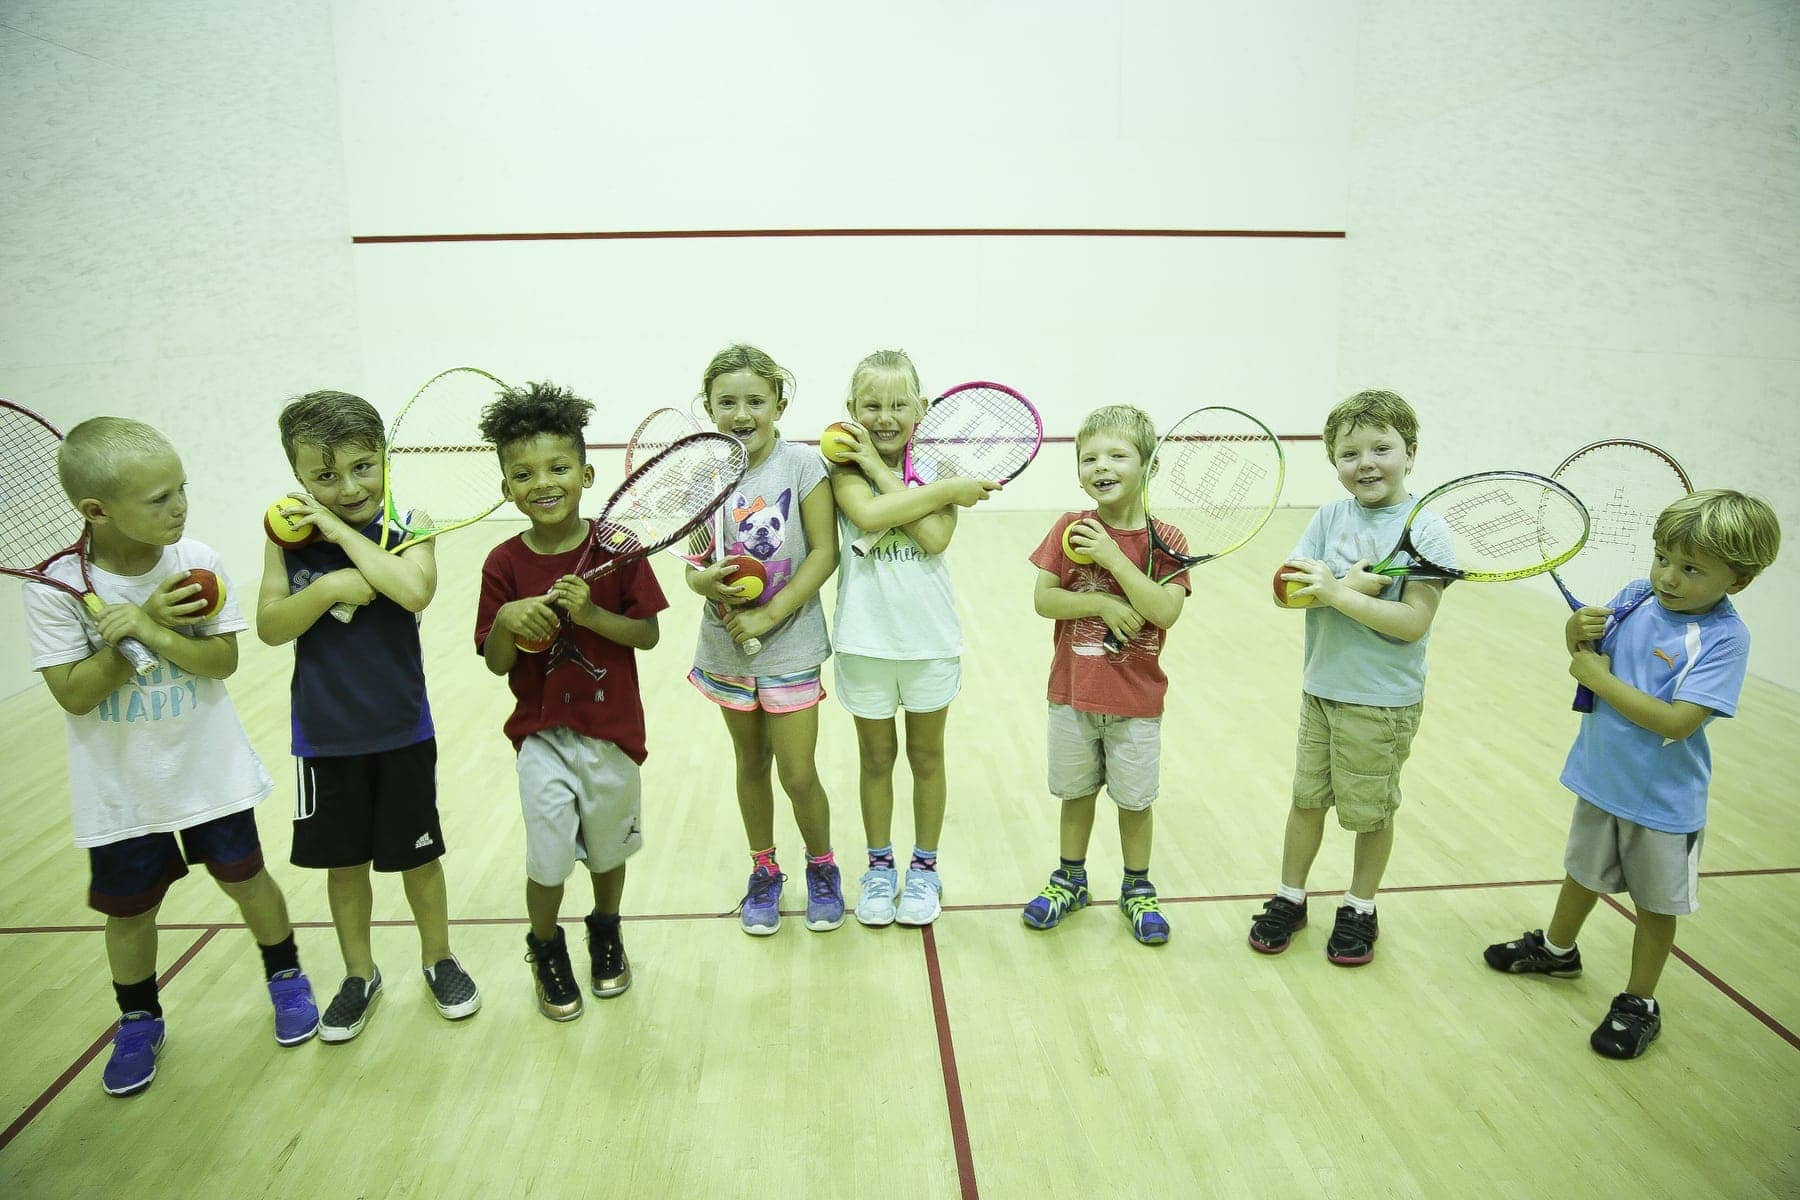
[910,846,938,873]
[587,910,620,929]
[868,844,896,871]
[1276,883,1306,905]
[1342,892,1376,916]
[1542,933,1574,957]
[1122,867,1151,890]
[806,848,836,868]
[751,847,780,876]
[114,976,161,1020]
[1058,857,1088,884]
[258,932,301,980]
[1630,993,1657,1014]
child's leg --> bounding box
[1546,875,1601,947]
[400,860,452,966]
[1060,792,1099,861]
[767,706,831,855]
[853,715,899,849]
[106,906,161,994]
[1118,804,1152,873]
[721,706,777,848]
[589,863,625,916]
[327,864,377,977]
[217,867,295,946]
[903,706,949,853]
[1279,805,1329,890]
[1626,910,1677,998]
[525,879,565,941]
[1348,821,1396,899]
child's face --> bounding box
[1076,431,1146,512]
[706,369,784,460]
[293,441,384,527]
[1331,422,1414,508]
[498,434,594,530]
[848,379,923,464]
[1649,541,1748,615]
[92,450,189,547]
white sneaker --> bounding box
[855,867,898,927]
[895,867,942,926]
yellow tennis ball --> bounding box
[723,555,767,602]
[1274,565,1315,609]
[263,500,316,549]
[819,422,859,464]
[1062,521,1094,565]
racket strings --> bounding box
[599,437,745,556]
[0,418,80,569]
[1426,477,1587,576]
[909,388,1040,482]
[386,369,509,529]
[1551,447,1689,602]
[626,409,703,474]
[1152,426,1284,556]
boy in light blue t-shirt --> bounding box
[1486,490,1779,1060]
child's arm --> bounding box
[548,574,660,651]
[724,480,838,646]
[284,493,437,612]
[480,597,562,675]
[830,436,997,552]
[1067,519,1185,631]
[88,575,240,679]
[38,651,137,715]
[1563,610,1712,740]
[1033,568,1145,646]
[255,540,377,645]
[1284,556,1440,642]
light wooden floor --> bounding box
[2,508,1796,1199]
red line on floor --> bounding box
[354,227,1347,245]
[921,924,980,1200]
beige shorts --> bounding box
[516,727,642,885]
[1046,703,1161,811]
[1564,797,1703,916]
[1291,694,1422,833]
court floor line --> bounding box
[920,923,980,1200]
[353,227,1348,245]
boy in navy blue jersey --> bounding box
[1485,490,1780,1059]
[257,390,479,1042]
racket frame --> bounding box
[1369,470,1589,583]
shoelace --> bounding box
[528,945,576,995]
[901,873,937,904]
[808,866,838,903]
[860,870,895,898]
[748,871,785,907]
[1037,880,1077,912]
[1122,892,1163,922]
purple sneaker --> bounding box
[267,968,320,1046]
[741,866,784,936]
[102,1012,165,1096]
[805,861,845,932]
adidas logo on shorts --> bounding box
[414,833,434,850]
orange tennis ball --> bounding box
[723,554,768,602]
[515,631,555,654]
[183,568,226,618]
[819,421,859,464]
[1274,565,1314,609]
[264,500,317,549]
[1061,521,1094,565]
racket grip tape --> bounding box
[328,602,355,623]
[80,593,159,676]
[1571,685,1596,713]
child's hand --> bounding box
[689,560,743,604]
[281,491,357,546]
[1095,594,1145,644]
[1567,605,1610,647]
[1342,560,1388,597]
[942,477,1002,507]
[547,574,596,623]
[725,606,775,646]
[147,573,208,627]
[91,601,161,649]
[322,568,376,610]
[1070,519,1130,572]
[1284,557,1344,606]
[1569,646,1611,687]
[838,421,888,476]
[496,597,560,647]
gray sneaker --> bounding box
[319,970,382,1043]
[895,868,943,927]
[855,867,898,927]
[422,956,481,1020]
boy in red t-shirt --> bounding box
[1021,405,1191,944]
[474,383,668,1021]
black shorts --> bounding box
[88,809,265,917]
[290,739,445,873]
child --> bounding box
[21,417,318,1096]
[1485,490,1779,1059]
[1021,405,1189,945]
[685,344,843,936]
[1247,389,1443,966]
[827,350,999,927]
[475,382,666,1021]
[256,390,479,1042]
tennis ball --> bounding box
[1061,521,1094,565]
[819,421,859,464]
[264,500,316,549]
[183,568,226,618]
[1274,565,1314,609]
[515,630,555,654]
[723,554,768,602]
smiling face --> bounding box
[848,370,923,466]
[1649,540,1748,615]
[1331,421,1415,509]
[1076,429,1147,517]
[705,368,785,463]
[94,450,189,547]
[498,433,593,533]
[292,440,384,528]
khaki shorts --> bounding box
[1291,694,1422,832]
[1046,703,1161,811]
[1564,796,1703,916]
[516,727,643,885]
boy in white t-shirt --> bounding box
[20,417,318,1097]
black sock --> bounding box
[258,932,300,980]
[114,976,161,1019]
[587,911,620,929]
[1059,857,1088,884]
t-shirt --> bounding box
[832,510,961,659]
[1293,496,1442,706]
[1560,580,1749,834]
[691,440,833,676]
[21,539,274,848]
[282,513,433,757]
[475,531,669,763]
[1027,511,1192,719]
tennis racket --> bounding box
[326,367,510,622]
[1547,440,1692,712]
[1,400,159,675]
[1100,406,1285,652]
[1363,471,1589,583]
[849,381,1043,555]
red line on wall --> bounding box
[353,227,1346,245]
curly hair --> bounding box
[478,381,595,463]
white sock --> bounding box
[1542,934,1574,957]
[1276,883,1306,905]
[1342,892,1376,915]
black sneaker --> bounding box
[1326,904,1379,966]
[585,912,632,998]
[319,970,382,1043]
[422,956,481,1020]
[525,928,582,1022]
[1248,895,1308,954]
[1484,930,1583,977]
[1591,993,1661,1059]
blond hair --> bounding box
[56,417,176,504]
[701,343,794,407]
[1076,405,1157,465]
[846,349,924,417]
[1655,490,1781,579]
[1323,389,1418,459]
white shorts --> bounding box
[833,653,961,720]
[1564,796,1704,916]
[516,728,643,885]
[1045,703,1162,811]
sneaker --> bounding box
[584,912,632,998]
[525,928,582,1021]
[1326,904,1379,966]
[1021,870,1090,930]
[422,956,481,1020]
[1591,993,1662,1060]
[1484,930,1583,978]
[1247,895,1308,954]
[1120,880,1170,945]
[805,861,846,932]
[741,867,784,936]
[855,867,899,927]
[268,968,320,1045]
[102,1012,165,1097]
[319,971,382,1043]
[896,868,943,927]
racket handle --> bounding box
[850,528,886,557]
[745,636,763,656]
[1102,631,1123,654]
[80,593,158,676]
[1571,684,1596,713]
[328,601,355,623]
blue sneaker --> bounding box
[267,968,320,1046]
[855,867,899,927]
[103,1012,165,1096]
[805,861,845,932]
[1021,870,1089,930]
[1121,880,1171,945]
[741,867,784,936]
[895,868,943,927]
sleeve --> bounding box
[1672,621,1750,719]
[618,557,670,620]
[22,581,96,670]
[474,543,516,654]
[1291,506,1327,560]
[793,443,828,499]
[1028,513,1077,576]
[188,542,248,637]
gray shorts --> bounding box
[516,728,643,886]
[1046,704,1161,811]
[1291,694,1422,833]
[1564,796,1703,916]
